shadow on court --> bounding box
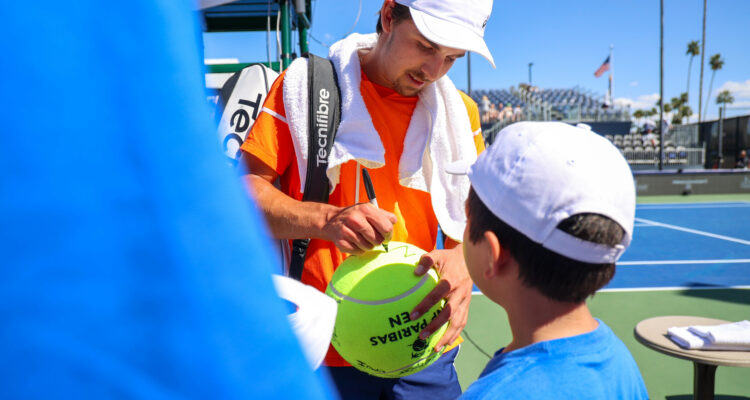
[678,287,750,306]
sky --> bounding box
[202,0,750,120]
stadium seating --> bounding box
[643,147,656,163]
[472,87,703,169]
[602,132,694,167]
[470,87,629,122]
[471,89,525,108]
[666,146,678,162]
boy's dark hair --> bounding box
[466,188,624,303]
[376,3,411,34]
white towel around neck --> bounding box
[281,33,477,240]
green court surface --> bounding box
[454,194,750,399]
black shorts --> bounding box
[323,347,461,400]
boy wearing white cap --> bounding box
[241,0,495,398]
[453,122,648,399]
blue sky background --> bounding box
[203,0,750,120]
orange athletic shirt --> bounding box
[241,67,484,366]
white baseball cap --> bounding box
[395,0,496,68]
[447,122,635,264]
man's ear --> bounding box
[380,0,396,34]
[483,230,509,280]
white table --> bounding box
[634,316,750,400]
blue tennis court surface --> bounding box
[605,201,750,290]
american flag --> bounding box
[594,56,610,78]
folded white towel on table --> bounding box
[667,320,750,351]
[688,320,750,348]
[667,326,710,349]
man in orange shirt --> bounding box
[241,0,494,398]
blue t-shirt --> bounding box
[461,320,648,400]
[0,1,334,399]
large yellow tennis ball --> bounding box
[325,241,447,378]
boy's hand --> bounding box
[410,243,472,351]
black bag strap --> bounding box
[288,54,341,281]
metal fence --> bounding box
[664,124,700,147]
[482,119,514,144]
[622,146,705,169]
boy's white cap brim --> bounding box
[444,122,635,264]
[272,275,337,370]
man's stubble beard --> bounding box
[391,70,430,97]
[384,32,427,97]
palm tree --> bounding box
[716,90,735,108]
[670,96,682,111]
[663,94,691,125]
[716,90,734,167]
[685,41,700,103]
[676,105,693,125]
[665,97,674,120]
[716,89,735,126]
[633,110,644,125]
[679,92,688,105]
[703,54,724,119]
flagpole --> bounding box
[609,44,614,105]
[659,0,664,170]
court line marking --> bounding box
[599,285,750,293]
[618,259,750,266]
[637,200,750,205]
[635,217,750,246]
[471,285,750,295]
[637,203,750,210]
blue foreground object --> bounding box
[0,2,333,399]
